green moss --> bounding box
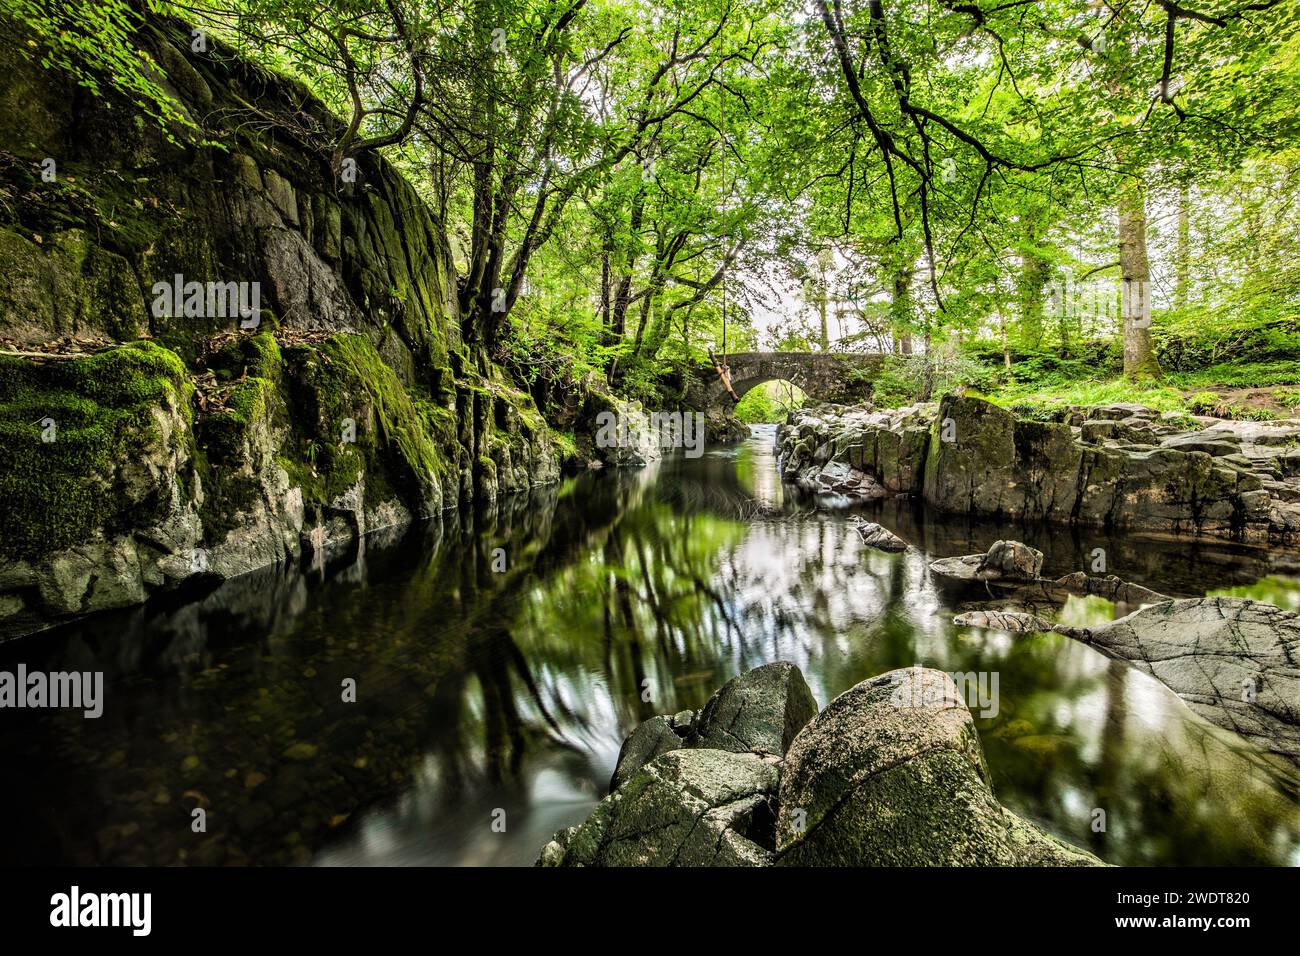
[553,430,578,461]
[325,334,455,499]
[196,377,273,463]
[0,341,192,558]
[275,334,456,512]
[192,446,261,543]
[206,332,282,382]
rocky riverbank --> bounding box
[537,661,1103,866]
[779,396,1300,544]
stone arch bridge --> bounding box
[686,351,894,410]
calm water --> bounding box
[2,425,1299,866]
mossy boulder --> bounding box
[609,715,689,792]
[774,667,1102,867]
[923,395,1021,516]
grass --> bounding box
[983,378,1192,416]
[1163,360,1300,389]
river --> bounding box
[2,424,1298,866]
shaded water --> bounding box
[2,425,1299,866]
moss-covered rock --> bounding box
[554,749,779,867]
[774,667,1101,867]
[0,17,563,639]
[0,341,191,558]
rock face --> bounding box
[609,714,690,791]
[688,661,820,756]
[560,750,780,867]
[540,663,1101,867]
[775,668,1100,867]
[0,20,562,639]
[1055,597,1300,758]
[778,396,1293,544]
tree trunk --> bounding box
[1119,175,1160,380]
[1017,224,1050,349]
[599,245,611,335]
[817,294,829,352]
[999,306,1010,370]
[1175,181,1191,310]
[892,269,913,355]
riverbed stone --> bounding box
[977,540,1044,580]
[557,750,780,867]
[856,521,909,553]
[952,609,1056,632]
[689,660,819,756]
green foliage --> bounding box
[4,1,197,138]
[869,351,991,409]
[9,0,1300,435]
[988,380,1191,417]
[733,380,804,423]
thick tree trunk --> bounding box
[1119,176,1160,379]
[1017,224,1050,348]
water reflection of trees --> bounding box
[4,440,1300,866]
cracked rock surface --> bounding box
[952,609,1056,632]
[606,662,813,795]
[688,661,819,756]
[1055,597,1300,758]
[551,749,780,867]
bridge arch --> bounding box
[686,352,892,411]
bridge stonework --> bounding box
[685,352,893,410]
